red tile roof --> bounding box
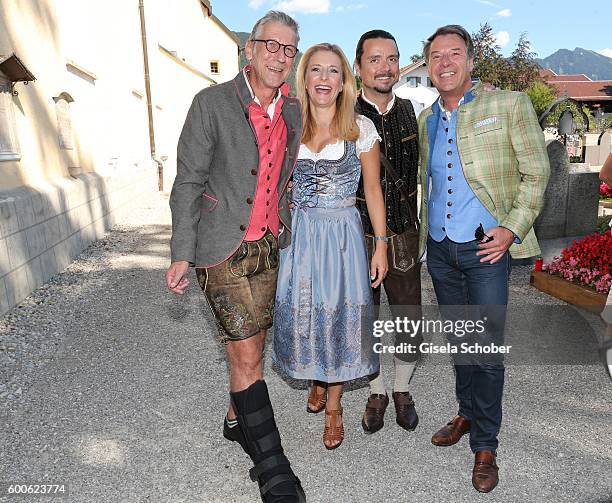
[540,68,611,101]
[547,74,592,82]
[539,68,557,78]
[399,59,426,74]
[550,80,612,101]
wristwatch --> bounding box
[374,235,389,243]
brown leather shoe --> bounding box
[323,408,344,450]
[392,391,418,431]
[431,415,471,446]
[361,393,389,434]
[472,450,499,493]
[306,383,327,414]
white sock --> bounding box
[393,359,416,393]
[369,369,387,395]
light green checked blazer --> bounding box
[417,82,550,259]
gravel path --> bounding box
[1,195,610,503]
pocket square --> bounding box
[474,117,498,129]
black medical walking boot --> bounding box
[231,380,306,503]
[223,414,248,455]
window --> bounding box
[53,93,75,150]
[210,61,219,74]
[0,76,20,161]
[407,77,418,87]
[426,77,433,88]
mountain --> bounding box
[537,48,612,80]
[234,31,302,95]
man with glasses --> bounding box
[251,38,298,58]
[165,10,305,503]
[417,25,549,492]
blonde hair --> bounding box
[296,43,359,144]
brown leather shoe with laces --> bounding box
[323,408,344,450]
[472,450,499,493]
[361,393,389,434]
[392,391,418,431]
[431,415,471,446]
[306,383,327,414]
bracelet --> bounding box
[374,235,389,242]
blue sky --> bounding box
[212,0,612,65]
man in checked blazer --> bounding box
[165,11,305,503]
[417,25,549,493]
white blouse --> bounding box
[298,115,381,161]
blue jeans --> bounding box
[426,235,511,452]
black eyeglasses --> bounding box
[252,39,298,58]
[475,223,494,243]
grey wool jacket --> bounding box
[169,71,303,267]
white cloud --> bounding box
[475,0,500,7]
[495,31,510,47]
[248,0,267,8]
[274,0,330,14]
[496,8,511,16]
[336,5,345,11]
[598,48,612,59]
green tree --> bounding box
[507,32,540,91]
[409,53,422,63]
[525,80,557,117]
[471,24,541,92]
[544,101,595,133]
[594,112,612,132]
[472,23,505,88]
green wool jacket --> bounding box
[417,82,550,259]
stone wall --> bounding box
[0,165,158,316]
[535,140,599,239]
[584,131,611,167]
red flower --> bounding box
[543,230,612,294]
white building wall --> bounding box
[396,65,431,89]
[142,1,239,191]
[0,0,238,315]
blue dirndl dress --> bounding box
[272,135,379,383]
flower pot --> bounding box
[530,271,607,314]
